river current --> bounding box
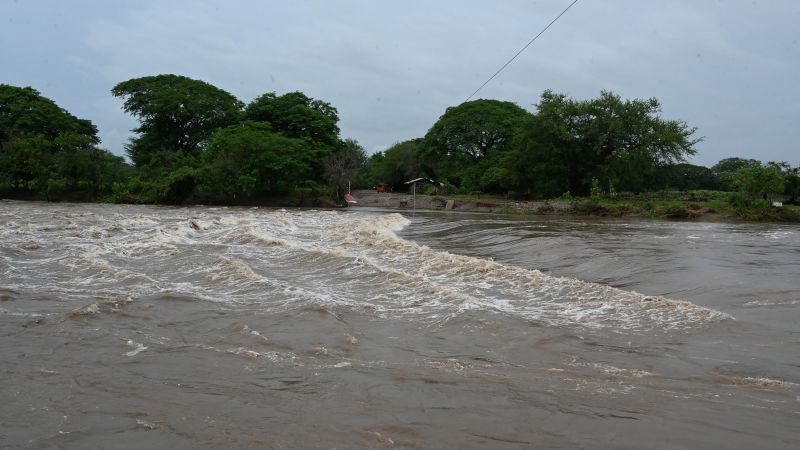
[1,201,798,449]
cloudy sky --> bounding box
[2,0,798,166]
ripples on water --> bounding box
[1,201,798,449]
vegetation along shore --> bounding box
[1,75,798,222]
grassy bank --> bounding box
[510,191,800,223]
[353,190,800,223]
[566,197,800,222]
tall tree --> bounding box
[374,139,421,191]
[324,138,367,201]
[721,164,785,198]
[711,157,762,176]
[0,84,125,200]
[783,166,800,204]
[711,157,763,191]
[1,84,99,148]
[419,99,531,191]
[111,74,243,168]
[245,91,339,146]
[196,121,327,203]
[657,163,719,191]
[507,90,699,196]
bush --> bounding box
[659,204,698,219]
[421,184,438,196]
[499,204,518,215]
[571,197,609,215]
[293,181,328,206]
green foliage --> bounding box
[657,163,719,191]
[499,204,518,215]
[721,165,785,197]
[245,91,339,146]
[9,77,795,223]
[570,197,608,215]
[784,168,800,204]
[420,184,438,196]
[370,139,421,191]
[418,99,531,191]
[0,84,127,200]
[111,74,243,168]
[293,181,329,206]
[658,204,698,219]
[712,157,762,175]
[195,121,328,203]
[107,76,344,205]
[712,157,763,191]
[0,84,99,147]
[590,177,602,199]
[506,90,699,197]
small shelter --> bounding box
[404,177,444,210]
[404,177,444,194]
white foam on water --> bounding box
[1,205,732,334]
[728,376,799,389]
[316,212,731,332]
[125,340,148,357]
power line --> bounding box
[465,0,580,102]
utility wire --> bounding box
[465,0,580,102]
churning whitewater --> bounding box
[1,201,798,449]
[1,203,726,333]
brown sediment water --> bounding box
[1,201,798,449]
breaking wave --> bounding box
[1,206,730,333]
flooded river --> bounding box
[1,201,798,449]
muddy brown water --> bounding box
[1,201,798,449]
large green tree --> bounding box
[784,167,800,204]
[657,163,719,191]
[419,99,531,191]
[196,121,328,203]
[373,139,421,191]
[0,85,99,148]
[507,90,698,196]
[245,91,339,147]
[720,164,785,198]
[111,74,243,168]
[0,84,126,200]
[712,157,763,191]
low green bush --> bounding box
[659,204,698,219]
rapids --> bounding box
[1,201,798,449]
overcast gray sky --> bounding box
[2,0,799,166]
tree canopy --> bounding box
[503,90,699,196]
[721,164,786,197]
[195,121,327,203]
[111,74,243,168]
[1,85,99,147]
[108,76,344,204]
[418,99,531,191]
[371,139,422,191]
[6,77,796,209]
[0,84,126,200]
[245,91,339,147]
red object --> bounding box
[344,194,357,204]
[376,183,389,193]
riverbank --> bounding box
[349,190,800,223]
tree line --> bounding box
[1,76,797,205]
[365,94,799,203]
